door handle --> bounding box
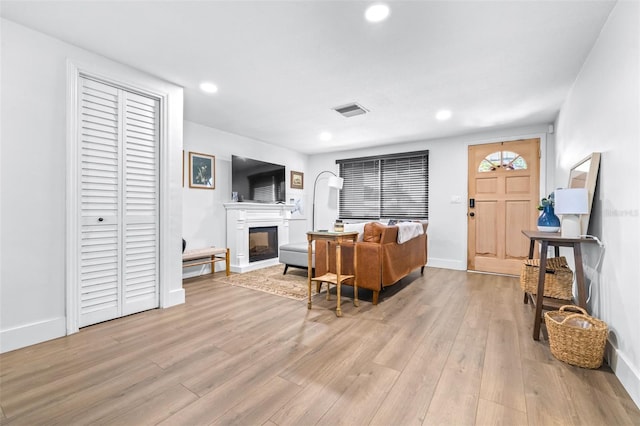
[469,212,475,217]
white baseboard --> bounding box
[230,258,281,273]
[182,262,231,280]
[2,294,187,353]
[182,264,212,279]
[606,341,640,408]
[0,317,66,354]
[163,287,185,307]
[427,257,466,270]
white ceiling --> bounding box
[1,0,615,154]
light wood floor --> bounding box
[1,267,639,425]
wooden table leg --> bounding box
[353,243,359,307]
[336,242,342,317]
[573,243,587,309]
[307,237,313,310]
[533,240,548,340]
[326,242,331,301]
[524,240,535,304]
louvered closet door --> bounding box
[122,91,159,315]
[78,77,159,327]
[79,78,121,327]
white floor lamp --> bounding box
[312,171,344,231]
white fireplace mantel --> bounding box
[224,202,294,273]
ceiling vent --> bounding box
[333,103,369,118]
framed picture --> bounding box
[189,151,215,189]
[290,197,305,219]
[291,170,304,189]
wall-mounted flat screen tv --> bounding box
[231,155,286,203]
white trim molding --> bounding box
[607,342,640,408]
[0,317,66,353]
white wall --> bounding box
[554,1,640,406]
[309,124,552,270]
[182,121,308,277]
[0,20,184,352]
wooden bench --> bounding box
[182,247,230,276]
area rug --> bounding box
[219,264,317,301]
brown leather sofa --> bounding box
[315,222,428,305]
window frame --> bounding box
[336,150,429,220]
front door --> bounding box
[467,139,540,275]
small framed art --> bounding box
[189,151,215,189]
[290,170,304,189]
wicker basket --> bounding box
[545,305,608,369]
[520,257,573,300]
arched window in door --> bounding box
[478,150,527,172]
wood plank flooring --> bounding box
[1,267,639,425]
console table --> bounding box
[307,231,359,317]
[521,230,597,340]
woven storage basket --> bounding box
[520,256,573,300]
[545,305,608,369]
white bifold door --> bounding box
[78,77,159,328]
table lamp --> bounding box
[554,188,589,238]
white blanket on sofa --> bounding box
[396,222,424,244]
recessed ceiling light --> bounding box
[365,3,390,23]
[436,110,452,121]
[319,132,333,141]
[199,82,218,94]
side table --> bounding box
[307,231,359,317]
[521,230,597,340]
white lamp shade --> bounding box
[328,176,344,190]
[554,188,589,215]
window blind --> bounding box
[338,151,428,220]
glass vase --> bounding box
[537,205,560,232]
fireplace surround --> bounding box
[224,202,293,273]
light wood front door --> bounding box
[468,139,540,275]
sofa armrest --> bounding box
[379,225,398,244]
[380,233,427,285]
[354,242,382,291]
